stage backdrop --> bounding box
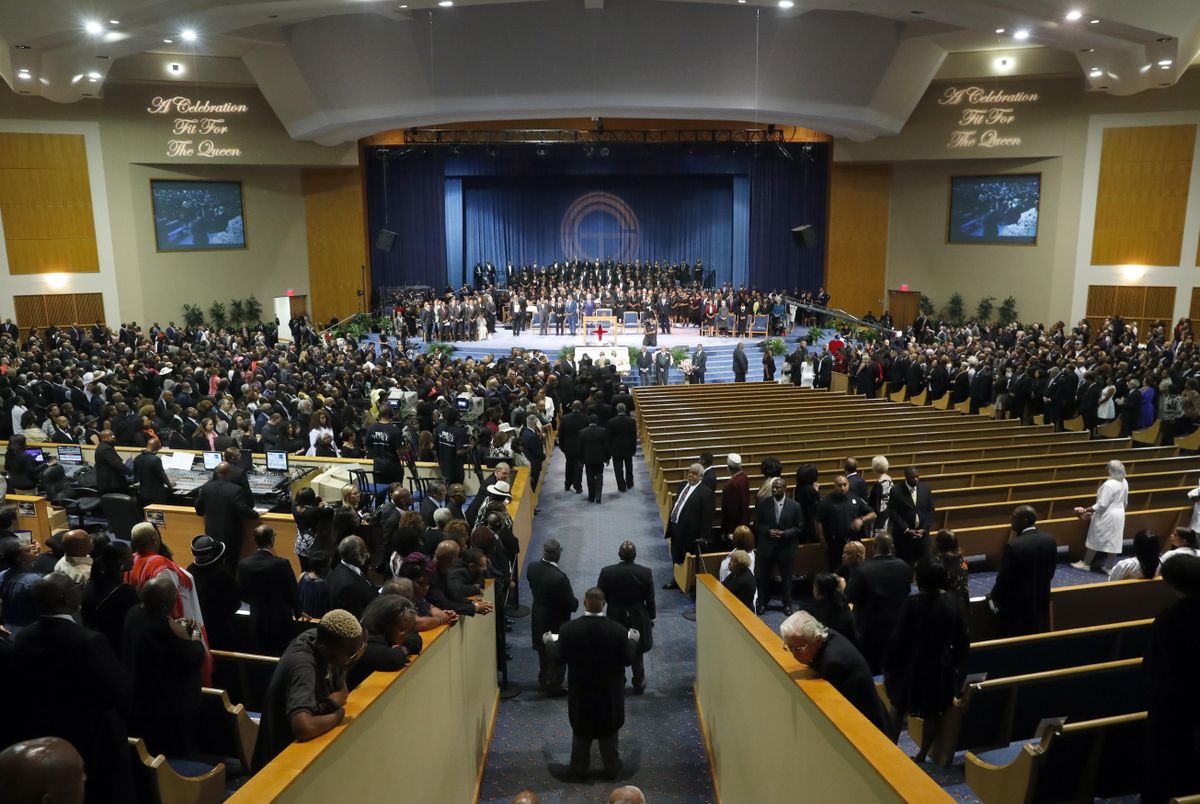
[364,142,828,295]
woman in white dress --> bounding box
[1156,526,1200,575]
[1186,477,1200,532]
[1096,379,1117,424]
[476,311,488,342]
[1108,529,1162,581]
[1071,459,1128,573]
[800,355,816,389]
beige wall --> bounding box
[837,71,1200,324]
[0,82,355,325]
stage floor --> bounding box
[434,322,799,352]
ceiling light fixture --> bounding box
[1013,29,1031,40]
[1080,47,1094,53]
[108,19,120,25]
[994,57,1014,71]
[181,29,197,41]
[168,62,183,74]
[438,0,453,5]
[1158,59,1173,66]
[1162,64,1172,70]
[778,0,794,7]
[995,27,1005,34]
[15,45,30,50]
[87,71,100,79]
[1065,10,1082,21]
[163,38,173,43]
[1157,37,1173,43]
[738,0,746,3]
[85,21,103,34]
[87,78,97,83]
[17,73,30,80]
[1089,68,1102,77]
[1089,18,1100,24]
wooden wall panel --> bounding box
[825,163,889,318]
[74,293,105,325]
[1086,284,1174,341]
[1145,286,1177,319]
[1190,288,1200,334]
[0,133,99,274]
[11,292,106,330]
[13,296,45,330]
[1091,124,1196,266]
[1086,284,1118,316]
[303,166,367,324]
[1115,285,1145,316]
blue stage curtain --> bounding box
[731,175,750,289]
[461,176,735,284]
[365,155,448,290]
[748,146,829,293]
[444,178,464,288]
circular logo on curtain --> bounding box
[560,192,640,262]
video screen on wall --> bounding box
[150,179,246,251]
[947,174,1040,245]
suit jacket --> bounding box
[990,527,1057,633]
[526,559,578,649]
[889,482,935,533]
[420,495,447,527]
[219,463,254,508]
[731,348,749,377]
[597,561,655,652]
[846,473,869,499]
[693,350,708,377]
[721,471,752,535]
[122,605,207,756]
[12,616,134,803]
[327,562,378,618]
[238,550,299,654]
[558,410,589,456]
[95,441,131,494]
[751,494,804,545]
[811,630,889,732]
[194,478,257,557]
[551,615,637,740]
[579,423,610,465]
[845,555,914,672]
[133,450,172,504]
[605,414,637,459]
[816,356,833,387]
[666,481,714,545]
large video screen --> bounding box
[947,174,1040,245]
[150,179,246,251]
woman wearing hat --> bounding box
[186,534,241,651]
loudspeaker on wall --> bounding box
[375,229,397,252]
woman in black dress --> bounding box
[807,572,858,648]
[884,560,970,763]
[925,529,970,612]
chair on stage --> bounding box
[621,311,641,334]
[749,314,770,337]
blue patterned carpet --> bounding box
[478,448,714,804]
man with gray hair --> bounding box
[420,479,447,527]
[663,463,714,590]
[608,785,647,804]
[606,402,638,494]
[780,611,888,732]
[328,536,377,617]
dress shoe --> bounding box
[782,605,794,615]
[662,580,680,590]
[1069,560,1091,572]
[574,487,582,494]
[632,682,646,695]
[755,604,766,615]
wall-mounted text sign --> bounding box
[939,86,1039,150]
[148,95,248,158]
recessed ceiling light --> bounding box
[87,71,100,79]
[995,27,1005,34]
[994,57,1013,70]
[1089,68,1102,77]
[438,0,453,5]
[1158,59,1173,66]
[108,19,120,25]
[1089,18,1100,24]
[1157,37,1173,43]
[85,21,103,34]
[1065,10,1082,21]
[778,0,793,7]
[181,29,197,41]
[17,73,30,80]
[737,0,746,3]
[162,38,173,43]
[1080,47,1094,53]
[399,3,408,7]
[87,78,97,83]
[15,45,29,50]
[1013,29,1031,40]
[1161,64,1172,70]
[17,67,29,73]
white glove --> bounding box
[627,628,640,642]
[542,631,558,644]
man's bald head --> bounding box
[0,737,86,804]
[608,786,646,804]
[139,574,178,615]
[62,529,92,558]
[510,791,540,804]
[216,461,230,478]
[31,573,81,617]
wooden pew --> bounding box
[963,619,1152,682]
[128,737,226,804]
[918,657,1145,767]
[197,687,259,775]
[964,712,1146,804]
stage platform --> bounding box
[435,322,798,354]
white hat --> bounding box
[487,480,513,498]
[727,452,742,467]
[82,372,94,384]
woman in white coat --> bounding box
[1071,459,1128,573]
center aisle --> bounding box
[478,446,715,803]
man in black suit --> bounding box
[889,466,936,565]
[731,341,748,383]
[988,505,1057,636]
[122,574,207,757]
[969,363,993,415]
[1008,363,1033,423]
[558,400,588,495]
[845,534,913,674]
[420,479,448,527]
[815,350,833,389]
[663,464,714,589]
[843,457,868,499]
[692,344,708,384]
[327,536,378,618]
[194,462,259,569]
[527,539,578,695]
[132,437,175,506]
[520,416,546,491]
[636,346,652,386]
[654,347,671,386]
[579,415,610,504]
[546,587,639,780]
[11,573,134,804]
[94,429,132,494]
[238,525,300,654]
[606,403,637,493]
[781,611,888,733]
[218,446,254,507]
[596,542,655,694]
[753,477,805,615]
